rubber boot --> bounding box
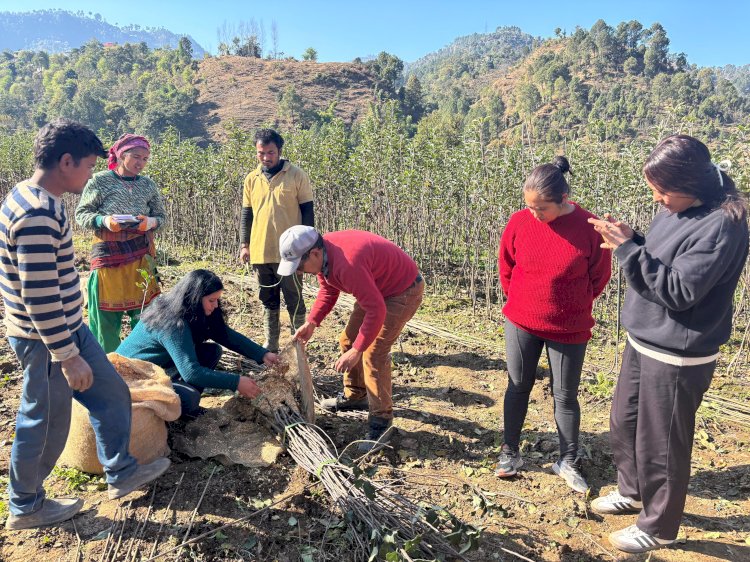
[263,308,280,352]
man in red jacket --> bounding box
[278,226,424,452]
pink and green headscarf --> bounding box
[107,133,151,170]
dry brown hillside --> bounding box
[191,56,379,141]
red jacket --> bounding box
[308,230,419,351]
[499,204,611,343]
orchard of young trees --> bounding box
[1,99,748,376]
[0,18,749,373]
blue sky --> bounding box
[2,0,747,67]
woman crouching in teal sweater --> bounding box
[117,269,279,418]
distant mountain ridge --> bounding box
[0,9,205,57]
[0,13,748,145]
[405,26,536,108]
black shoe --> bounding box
[320,393,369,412]
[495,444,523,477]
[181,406,207,421]
[357,416,394,453]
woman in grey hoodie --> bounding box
[588,135,748,554]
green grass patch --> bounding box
[51,466,106,492]
[583,371,616,399]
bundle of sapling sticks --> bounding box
[272,404,480,561]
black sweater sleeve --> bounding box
[240,207,253,245]
[299,201,314,227]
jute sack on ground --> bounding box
[58,353,181,475]
[172,345,304,467]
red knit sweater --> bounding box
[308,230,419,351]
[499,204,611,343]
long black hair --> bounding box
[643,134,747,222]
[140,269,228,343]
[523,155,573,204]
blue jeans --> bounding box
[7,324,137,515]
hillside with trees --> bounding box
[0,10,204,56]
[0,39,401,142]
[491,20,749,143]
[0,17,747,146]
[0,39,199,139]
[719,63,750,96]
[412,21,749,144]
[405,26,536,113]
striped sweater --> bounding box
[0,181,83,361]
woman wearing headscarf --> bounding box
[76,134,166,352]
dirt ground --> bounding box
[0,266,748,562]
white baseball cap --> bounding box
[277,225,320,276]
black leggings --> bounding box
[503,320,588,462]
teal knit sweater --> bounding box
[116,320,267,390]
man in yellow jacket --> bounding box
[239,129,314,351]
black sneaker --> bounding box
[320,393,369,412]
[495,444,523,477]
[357,416,393,453]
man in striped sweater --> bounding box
[1,119,170,531]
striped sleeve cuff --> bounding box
[49,340,80,362]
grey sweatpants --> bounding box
[610,341,715,540]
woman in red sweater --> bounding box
[496,156,611,493]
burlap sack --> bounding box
[172,397,285,468]
[171,345,305,468]
[58,353,181,475]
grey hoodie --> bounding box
[614,204,749,356]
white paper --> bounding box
[112,214,138,223]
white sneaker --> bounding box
[591,489,643,514]
[609,524,674,553]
